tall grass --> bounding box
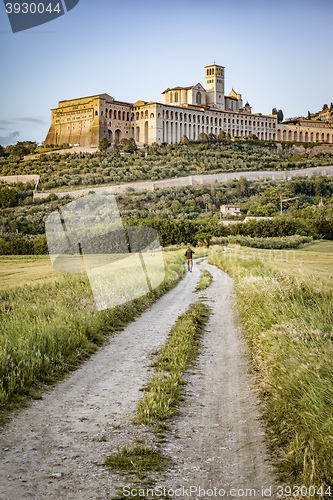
[211,234,313,249]
[136,302,211,425]
[209,249,333,491]
[0,252,185,420]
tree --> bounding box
[99,137,110,151]
[218,130,226,141]
[271,108,278,115]
[120,137,137,152]
[307,111,311,120]
[181,135,189,145]
[322,103,328,111]
[198,132,208,143]
[277,110,284,123]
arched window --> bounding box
[118,111,121,120]
[95,110,98,116]
[127,112,130,121]
[150,113,154,118]
[136,112,139,120]
[114,110,117,119]
[145,110,148,119]
[122,111,125,120]
[196,92,201,105]
[105,109,108,118]
[175,92,179,103]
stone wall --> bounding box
[33,165,333,201]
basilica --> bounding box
[44,64,333,147]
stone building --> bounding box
[44,64,333,147]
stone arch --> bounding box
[294,131,298,141]
[288,130,292,141]
[136,126,140,142]
[108,129,113,143]
[150,113,154,118]
[115,129,122,141]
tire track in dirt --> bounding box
[0,267,201,500]
[159,261,276,499]
[0,260,276,500]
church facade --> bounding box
[44,64,333,147]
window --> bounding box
[196,92,201,105]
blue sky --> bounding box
[0,0,332,146]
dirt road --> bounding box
[0,261,276,499]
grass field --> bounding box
[217,240,333,288]
[0,251,186,423]
[0,255,60,290]
[209,240,333,493]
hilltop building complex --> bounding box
[44,64,333,147]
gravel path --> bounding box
[0,260,276,499]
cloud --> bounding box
[17,117,46,124]
[0,131,20,147]
[0,119,15,129]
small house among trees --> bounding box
[220,204,241,217]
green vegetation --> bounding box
[1,171,333,256]
[195,269,213,291]
[1,140,333,192]
[103,444,174,478]
[136,302,211,425]
[0,251,185,424]
[211,234,313,249]
[209,242,333,490]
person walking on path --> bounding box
[185,245,194,272]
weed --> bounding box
[195,269,213,292]
[136,302,211,425]
[103,444,174,478]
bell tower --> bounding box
[205,64,225,110]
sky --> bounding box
[0,0,332,146]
